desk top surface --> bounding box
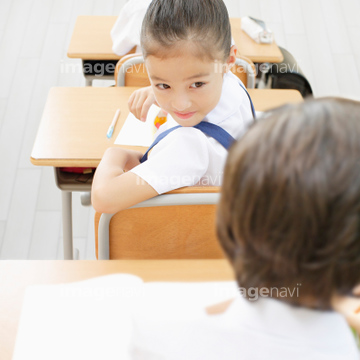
[67,16,283,63]
[0,259,233,360]
[30,88,303,167]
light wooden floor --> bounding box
[0,0,359,260]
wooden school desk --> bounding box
[67,16,284,85]
[30,88,303,259]
[0,259,234,360]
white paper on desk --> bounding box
[13,274,143,360]
[115,105,179,147]
[13,274,238,360]
[115,104,160,147]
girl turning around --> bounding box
[92,0,254,214]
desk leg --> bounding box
[82,60,93,86]
[62,191,74,260]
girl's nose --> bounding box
[171,94,191,112]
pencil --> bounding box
[154,109,167,130]
[106,109,121,139]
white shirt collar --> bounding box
[205,71,245,125]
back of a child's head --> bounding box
[140,0,231,61]
[217,97,360,309]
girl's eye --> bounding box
[190,82,205,89]
[156,83,170,90]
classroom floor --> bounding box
[0,0,359,260]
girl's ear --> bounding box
[224,45,237,73]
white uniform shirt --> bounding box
[130,295,360,360]
[130,71,254,194]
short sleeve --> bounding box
[130,127,210,194]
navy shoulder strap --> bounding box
[239,82,256,119]
[140,122,235,163]
[194,122,235,149]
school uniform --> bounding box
[130,294,360,360]
[129,71,254,194]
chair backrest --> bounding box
[231,55,256,89]
[267,46,313,98]
[115,53,256,88]
[115,53,150,87]
[94,186,225,260]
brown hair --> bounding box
[140,0,231,61]
[217,97,360,309]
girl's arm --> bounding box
[91,147,158,214]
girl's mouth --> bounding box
[173,111,197,120]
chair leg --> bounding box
[98,213,115,260]
[74,248,80,260]
[80,192,91,206]
[62,191,74,260]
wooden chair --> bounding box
[94,186,225,260]
[105,54,255,260]
[114,53,150,87]
[115,53,256,88]
[232,55,256,88]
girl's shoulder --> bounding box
[159,125,210,147]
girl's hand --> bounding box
[128,86,158,122]
[97,147,142,172]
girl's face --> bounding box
[145,44,235,127]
